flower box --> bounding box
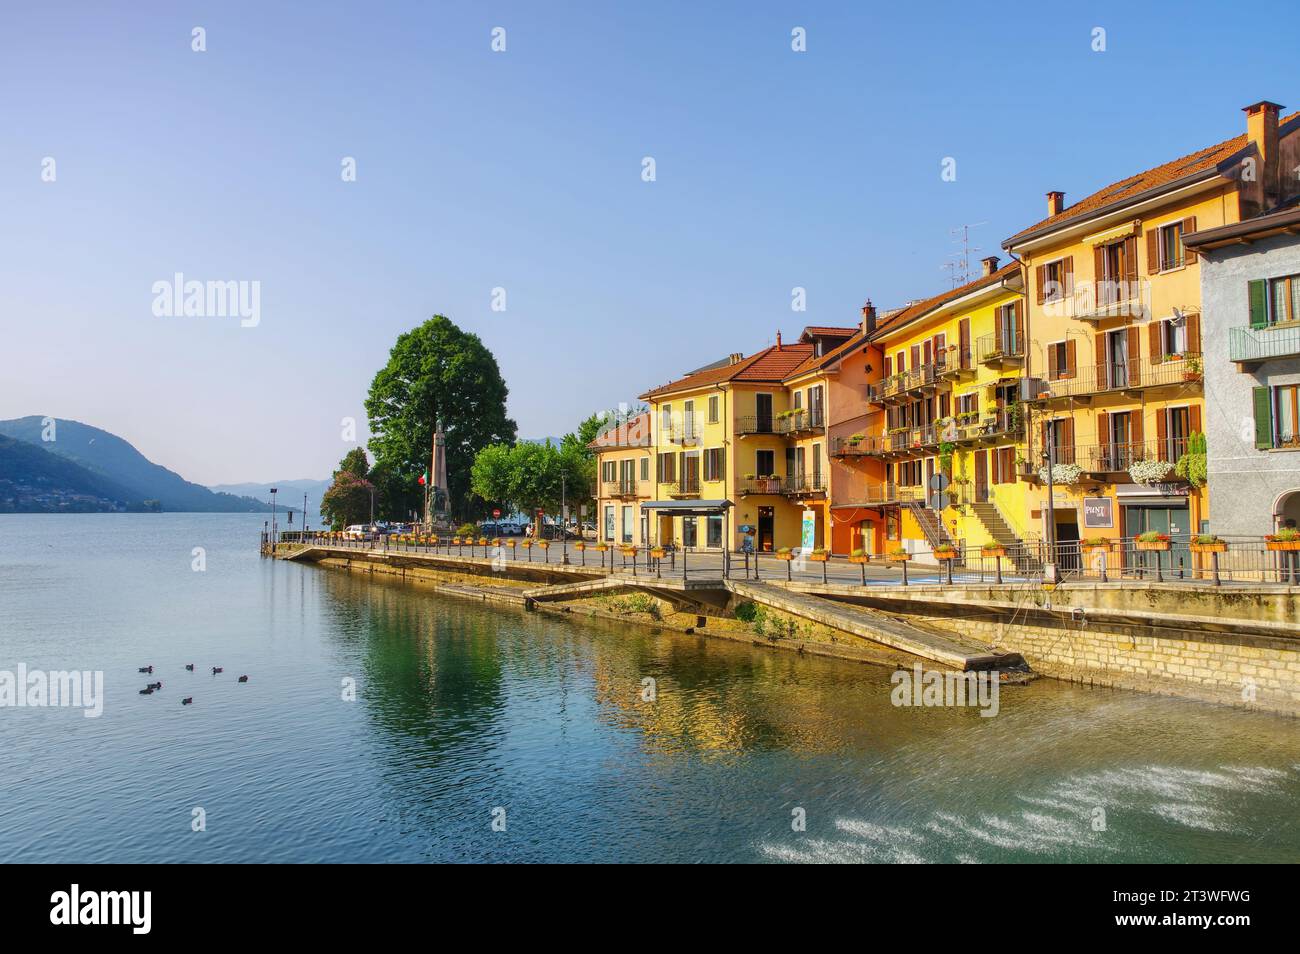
[478,537,489,546]
[538,541,550,549]
[981,546,1007,558]
[1265,539,1300,551]
[933,549,958,561]
[505,539,517,548]
[573,542,585,551]
[1080,539,1112,550]
[521,540,533,548]
[1190,541,1227,553]
[887,552,910,563]
[775,550,794,561]
[848,554,869,565]
[807,551,829,562]
[451,537,461,545]
[1135,540,1171,552]
[620,546,636,556]
[650,548,667,559]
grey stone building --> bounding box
[1186,208,1300,535]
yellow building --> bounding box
[638,330,855,551]
[845,259,1033,556]
[590,411,653,545]
[1003,101,1300,557]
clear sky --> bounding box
[2,1,1296,485]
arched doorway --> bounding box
[1274,490,1300,531]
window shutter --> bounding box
[1186,313,1201,355]
[1249,280,1268,329]
[883,355,892,378]
[1065,339,1077,379]
[1189,404,1202,435]
[1094,333,1106,373]
[959,318,971,368]
[1156,409,1167,450]
[991,448,1000,484]
[1146,227,1161,274]
[1127,326,1141,371]
[1063,256,1074,294]
[1035,264,1047,304]
[1123,236,1139,284]
[1181,217,1197,263]
[1014,299,1025,346]
[1253,387,1274,449]
[1149,321,1164,363]
[1097,411,1110,449]
[1047,343,1059,379]
[1093,246,1106,284]
[1130,409,1144,444]
[1063,418,1075,463]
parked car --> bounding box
[478,521,499,536]
[497,521,523,535]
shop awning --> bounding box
[640,500,733,516]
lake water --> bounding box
[1,514,1296,863]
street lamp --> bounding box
[269,487,278,549]
[1041,433,1059,584]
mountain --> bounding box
[209,478,330,519]
[0,417,271,513]
[0,435,147,512]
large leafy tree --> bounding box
[365,315,516,520]
[470,440,589,536]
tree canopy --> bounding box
[364,315,516,520]
[321,448,375,529]
[470,439,589,533]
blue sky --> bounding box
[2,1,1296,484]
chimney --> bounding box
[1046,191,1065,216]
[981,255,1000,277]
[728,352,744,365]
[860,299,877,336]
[775,330,782,350]
[1245,100,1284,204]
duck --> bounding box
[138,665,153,674]
[185,664,194,672]
[212,667,223,674]
[139,687,154,695]
[237,675,249,683]
[148,681,162,690]
[181,697,193,705]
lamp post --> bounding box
[1042,430,1058,584]
[269,487,278,550]
[303,492,309,536]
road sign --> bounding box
[492,509,501,518]
[928,473,949,492]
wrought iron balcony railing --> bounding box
[601,479,640,499]
[1037,353,1202,400]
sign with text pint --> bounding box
[1083,496,1113,529]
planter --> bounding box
[521,540,533,548]
[887,553,910,563]
[478,538,489,546]
[1265,540,1300,551]
[595,544,609,552]
[505,539,517,548]
[1080,541,1112,551]
[538,542,550,549]
[933,550,958,561]
[620,547,637,556]
[573,542,585,551]
[650,548,667,559]
[981,547,1007,559]
[775,552,794,562]
[848,555,869,564]
[1135,541,1171,552]
[807,553,829,562]
[1190,542,1227,554]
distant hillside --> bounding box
[0,417,271,513]
[0,435,147,512]
[210,478,329,520]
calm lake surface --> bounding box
[1,514,1297,863]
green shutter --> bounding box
[1248,279,1269,329]
[1253,386,1274,449]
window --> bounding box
[933,332,948,368]
[1047,341,1068,380]
[601,460,616,483]
[603,505,614,542]
[1161,318,1188,359]
[621,506,633,543]
[996,303,1020,353]
[1041,258,1066,302]
[639,457,649,481]
[660,405,671,434]
[812,444,822,487]
[1276,385,1300,449]
[703,447,726,482]
[708,394,720,423]
[656,452,676,482]
[756,449,775,477]
[991,446,1015,483]
[1164,406,1191,461]
[706,516,723,548]
[683,516,697,548]
[1248,275,1300,328]
[955,392,979,422]
[1158,222,1185,271]
[897,460,923,486]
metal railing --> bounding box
[663,476,702,497]
[1039,352,1203,400]
[783,474,827,495]
[775,407,825,433]
[738,476,786,495]
[1229,324,1300,363]
[601,479,640,498]
[870,364,939,402]
[975,331,1025,363]
[664,422,702,445]
[736,415,778,435]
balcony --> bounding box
[1036,353,1202,402]
[1229,324,1300,367]
[736,415,778,436]
[776,407,825,434]
[870,364,940,403]
[852,484,926,506]
[738,476,786,495]
[1048,281,1148,323]
[975,331,1025,368]
[663,476,701,498]
[664,422,702,446]
[935,349,975,381]
[601,479,640,499]
[830,435,878,457]
[1084,438,1192,475]
[783,474,827,497]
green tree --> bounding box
[471,440,589,536]
[365,315,516,520]
[321,462,375,529]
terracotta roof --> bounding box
[1004,111,1300,247]
[639,343,814,399]
[588,411,652,450]
[799,325,858,339]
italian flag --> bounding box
[418,469,428,486]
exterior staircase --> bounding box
[904,501,961,562]
[969,501,1043,574]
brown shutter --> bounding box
[1063,417,1075,463]
[1063,256,1074,294]
[1149,320,1163,362]
[1130,410,1144,444]
[883,355,892,378]
[1186,313,1201,355]
[1190,404,1202,434]
[1047,343,1059,379]
[1065,339,1077,379]
[1127,326,1140,372]
[1014,299,1025,345]
[1035,264,1047,304]
[1094,333,1106,374]
[959,318,971,368]
[1182,217,1197,263]
[1097,411,1110,449]
[1156,408,1167,450]
[1094,245,1105,284]
[1123,236,1138,284]
[1146,227,1160,274]
[991,448,1001,484]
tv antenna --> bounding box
[943,222,987,288]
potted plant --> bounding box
[1189,534,1226,553]
[887,547,910,562]
[1080,537,1113,552]
[1183,356,1203,381]
[807,548,829,562]
[521,538,533,548]
[933,544,958,561]
[981,541,1007,558]
[775,547,794,561]
[1134,531,1171,551]
[505,538,517,548]
[848,548,869,564]
[1265,528,1300,551]
[594,542,609,552]
[1015,455,1033,477]
[848,432,865,446]
[1129,458,1174,486]
[538,539,551,550]
[650,545,667,559]
[478,536,489,546]
[620,543,637,556]
[573,541,585,551]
